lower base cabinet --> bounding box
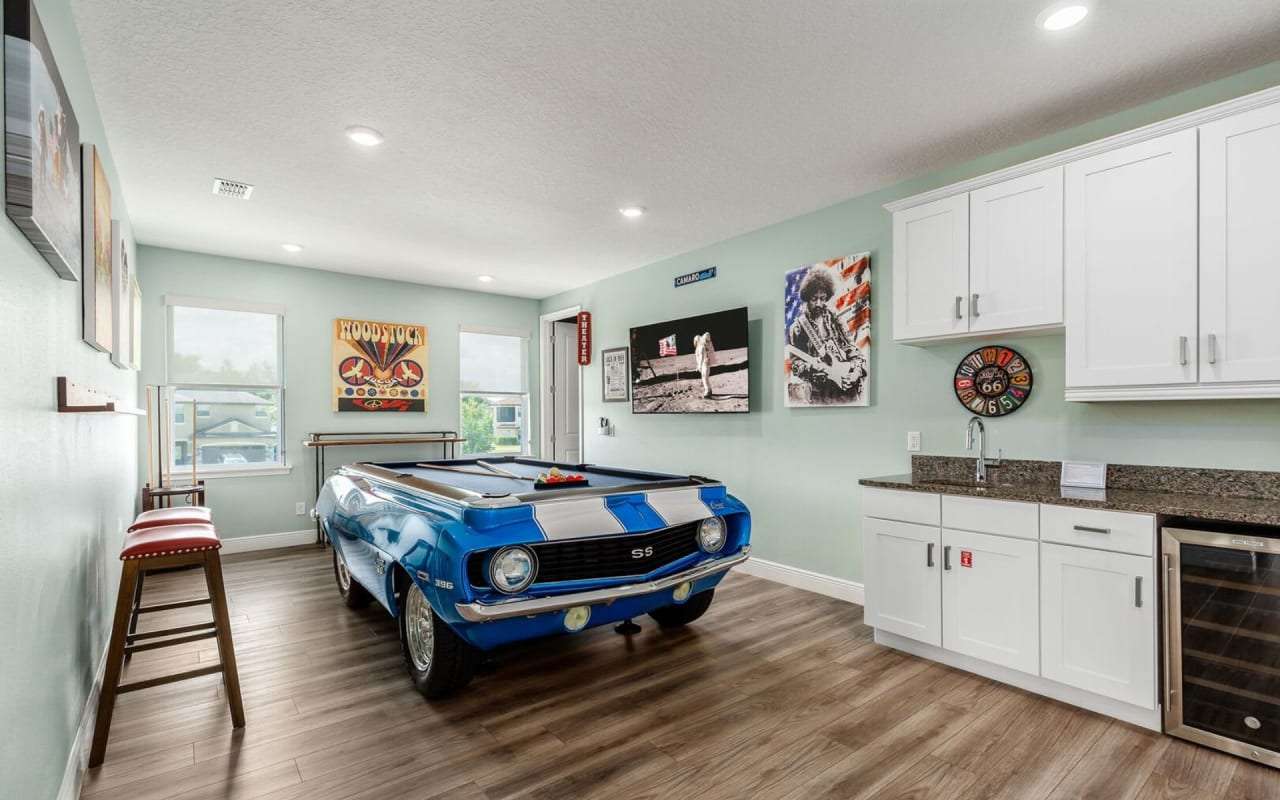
[864,517,941,646]
[942,528,1040,676]
[1040,542,1156,709]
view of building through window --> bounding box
[165,300,284,471]
[459,329,528,455]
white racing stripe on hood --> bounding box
[644,489,713,527]
[532,497,627,541]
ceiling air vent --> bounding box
[212,178,254,200]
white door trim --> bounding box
[539,305,581,461]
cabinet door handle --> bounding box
[943,545,952,571]
[1073,524,1111,535]
[955,296,963,320]
[971,293,980,318]
[1208,333,1217,365]
[1179,336,1188,366]
[1135,576,1143,608]
[926,542,935,568]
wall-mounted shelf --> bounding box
[56,377,145,415]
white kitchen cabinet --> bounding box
[1199,101,1280,385]
[969,167,1063,333]
[1064,129,1199,390]
[940,528,1039,676]
[892,195,969,341]
[863,516,941,646]
[893,170,1063,343]
[1040,543,1156,709]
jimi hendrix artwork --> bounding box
[783,252,871,407]
[332,318,427,412]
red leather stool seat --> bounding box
[121,523,221,560]
[129,506,214,531]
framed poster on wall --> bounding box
[601,346,628,402]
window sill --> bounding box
[168,464,293,480]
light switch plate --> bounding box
[907,432,921,452]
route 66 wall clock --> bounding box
[954,346,1032,416]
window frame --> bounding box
[458,326,531,457]
[162,295,288,478]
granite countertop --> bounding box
[859,457,1280,527]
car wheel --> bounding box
[398,579,478,698]
[333,550,373,609]
[648,588,715,628]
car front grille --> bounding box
[467,521,701,587]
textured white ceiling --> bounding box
[71,1,1280,299]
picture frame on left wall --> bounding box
[81,143,112,353]
[109,220,131,368]
[3,0,82,280]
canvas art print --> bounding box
[783,252,871,407]
[81,144,111,352]
[109,221,131,368]
[4,0,81,279]
[130,275,141,369]
[333,318,427,411]
[629,307,749,413]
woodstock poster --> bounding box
[332,318,428,411]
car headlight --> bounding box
[489,546,537,594]
[697,516,726,553]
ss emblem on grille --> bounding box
[631,546,654,559]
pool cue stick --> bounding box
[157,389,167,488]
[475,460,521,478]
[145,386,155,494]
[416,462,536,479]
[189,399,198,494]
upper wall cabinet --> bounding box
[1199,102,1280,385]
[1063,130,1200,391]
[892,195,969,341]
[892,169,1063,343]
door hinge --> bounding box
[550,384,555,394]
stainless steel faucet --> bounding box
[965,416,1002,483]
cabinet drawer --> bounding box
[863,488,940,526]
[941,495,1038,540]
[1039,504,1154,557]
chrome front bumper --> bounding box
[454,545,752,622]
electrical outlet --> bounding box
[907,431,921,452]
[295,502,306,516]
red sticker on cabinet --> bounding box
[960,550,973,568]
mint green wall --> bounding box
[135,246,542,539]
[0,1,139,797]
[542,60,1280,585]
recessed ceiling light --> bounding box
[477,275,494,283]
[345,125,385,146]
[619,205,646,218]
[281,243,303,253]
[1037,4,1088,31]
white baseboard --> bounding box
[219,528,317,554]
[58,639,109,800]
[736,557,864,605]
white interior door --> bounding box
[1040,543,1155,709]
[1199,101,1280,384]
[551,321,581,463]
[941,529,1039,676]
[1064,129,1199,388]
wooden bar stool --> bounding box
[121,507,215,661]
[89,523,245,767]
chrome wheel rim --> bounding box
[405,583,434,672]
[335,555,352,592]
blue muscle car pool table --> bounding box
[315,456,752,697]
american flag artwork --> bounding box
[658,334,678,357]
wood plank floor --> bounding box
[80,547,1279,800]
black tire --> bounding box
[398,578,478,698]
[332,550,373,609]
[648,588,715,628]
